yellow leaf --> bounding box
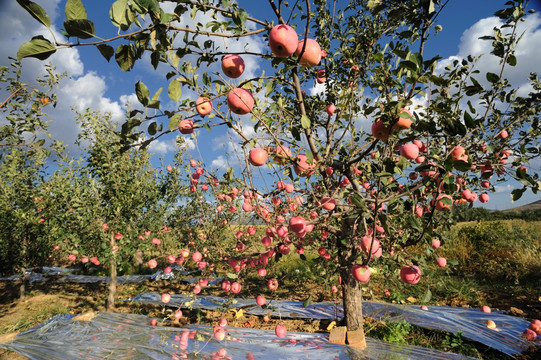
[327,321,337,331]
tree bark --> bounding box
[337,219,367,349]
[19,267,26,303]
[106,234,117,311]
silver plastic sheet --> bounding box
[130,293,539,356]
[0,312,477,360]
[0,266,203,284]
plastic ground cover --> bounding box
[0,266,206,284]
[0,312,477,360]
[130,293,539,356]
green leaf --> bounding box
[423,288,432,303]
[147,87,162,109]
[96,44,114,62]
[16,36,56,61]
[148,122,157,135]
[506,54,517,66]
[64,19,95,39]
[132,0,159,12]
[168,79,181,102]
[463,111,475,128]
[115,44,135,71]
[399,60,418,72]
[226,272,238,279]
[486,72,499,83]
[302,294,312,309]
[300,115,311,129]
[511,188,525,202]
[135,81,150,106]
[16,0,51,28]
[168,114,182,131]
[65,0,87,20]
[110,0,130,29]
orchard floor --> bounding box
[0,277,540,360]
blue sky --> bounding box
[1,0,541,210]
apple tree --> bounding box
[0,61,65,300]
[15,0,541,346]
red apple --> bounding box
[268,278,279,291]
[293,154,316,176]
[192,251,202,262]
[288,216,307,234]
[150,319,158,326]
[178,119,195,134]
[351,264,371,283]
[498,130,508,139]
[479,193,489,203]
[451,146,468,161]
[195,96,213,116]
[249,147,268,166]
[371,119,391,141]
[275,324,287,338]
[435,194,452,211]
[221,54,245,78]
[523,328,537,341]
[431,238,441,249]
[227,88,254,115]
[400,265,421,284]
[528,319,541,335]
[231,282,241,294]
[316,69,326,83]
[257,267,267,277]
[273,144,292,164]
[295,39,322,67]
[421,305,428,311]
[256,295,266,306]
[269,24,298,57]
[480,305,491,313]
[161,293,171,303]
[392,108,413,130]
[320,197,336,210]
[400,143,420,160]
[214,327,226,341]
[436,257,447,267]
[326,104,336,116]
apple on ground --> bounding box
[275,324,287,338]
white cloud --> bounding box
[494,184,514,193]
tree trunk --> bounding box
[341,269,364,332]
[106,234,117,311]
[337,219,367,349]
[19,267,26,303]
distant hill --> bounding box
[501,200,541,213]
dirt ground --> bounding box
[0,278,540,360]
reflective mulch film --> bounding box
[130,293,539,356]
[0,312,476,360]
